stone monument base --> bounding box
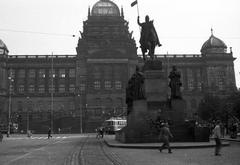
[116,99,210,143]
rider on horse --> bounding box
[137,15,161,61]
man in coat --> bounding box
[159,123,173,153]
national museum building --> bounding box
[0,0,237,133]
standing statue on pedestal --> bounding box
[168,66,182,99]
[137,15,162,62]
[126,66,145,114]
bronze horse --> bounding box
[138,16,161,61]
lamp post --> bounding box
[51,52,54,132]
[7,76,14,137]
[26,97,30,132]
[77,94,83,134]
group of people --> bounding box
[156,119,227,156]
[96,127,104,139]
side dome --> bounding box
[0,39,9,54]
[91,0,120,16]
[201,32,227,53]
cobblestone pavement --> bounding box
[107,141,240,165]
[1,134,240,165]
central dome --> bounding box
[91,0,120,16]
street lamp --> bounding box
[7,76,14,137]
[77,94,83,134]
[26,96,30,132]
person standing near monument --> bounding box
[48,128,52,139]
[0,130,3,142]
[159,123,173,153]
[213,120,222,156]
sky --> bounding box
[0,0,239,88]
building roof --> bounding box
[91,0,120,16]
[0,39,8,49]
[201,33,227,53]
[0,39,9,53]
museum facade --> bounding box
[0,0,237,133]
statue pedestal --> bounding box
[116,100,150,143]
[145,70,167,102]
[116,60,210,143]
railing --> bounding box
[137,54,202,58]
[8,55,77,59]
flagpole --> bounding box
[136,0,140,17]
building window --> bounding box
[28,69,36,78]
[49,84,55,93]
[59,69,65,78]
[39,69,45,78]
[28,84,35,93]
[94,81,101,90]
[196,69,202,91]
[59,84,65,93]
[93,66,101,79]
[187,69,194,91]
[69,69,75,78]
[115,81,122,90]
[9,84,14,94]
[49,69,56,78]
[18,69,25,78]
[105,81,112,90]
[80,83,86,92]
[69,84,75,93]
[38,84,45,93]
[217,71,225,90]
[9,69,15,78]
[18,85,24,93]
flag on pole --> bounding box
[131,0,137,7]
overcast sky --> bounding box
[0,0,239,88]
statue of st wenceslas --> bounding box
[168,66,182,99]
[137,15,162,62]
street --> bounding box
[0,134,240,165]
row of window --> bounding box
[10,84,75,93]
[9,68,76,79]
[93,81,122,90]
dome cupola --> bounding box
[0,39,8,55]
[91,0,120,16]
[201,29,227,54]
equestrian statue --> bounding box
[137,15,162,62]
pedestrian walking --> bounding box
[0,130,3,142]
[213,120,222,156]
[96,127,101,139]
[100,127,104,138]
[48,128,52,139]
[27,130,32,138]
[159,123,173,153]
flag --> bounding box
[131,0,137,7]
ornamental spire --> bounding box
[211,28,213,36]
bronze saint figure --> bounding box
[168,66,182,99]
[126,66,145,114]
[137,15,161,62]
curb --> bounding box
[210,137,240,142]
[104,140,230,149]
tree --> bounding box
[197,94,224,121]
[197,91,240,123]
[226,91,240,120]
